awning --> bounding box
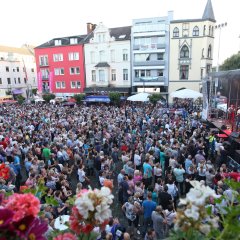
[12,89,23,95]
[84,95,110,103]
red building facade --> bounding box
[34,36,86,97]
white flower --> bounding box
[99,187,114,204]
[75,192,94,219]
[199,224,211,235]
[184,205,199,221]
[209,217,219,228]
[95,202,112,223]
[179,198,188,205]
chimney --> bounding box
[87,23,96,34]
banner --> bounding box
[37,72,42,93]
[49,72,53,93]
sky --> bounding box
[0,0,239,65]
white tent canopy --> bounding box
[127,92,151,102]
[170,89,203,99]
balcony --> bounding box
[39,63,49,67]
[134,60,165,66]
[42,75,49,80]
[133,44,166,51]
[134,76,165,82]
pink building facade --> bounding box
[34,36,86,97]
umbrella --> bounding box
[127,92,151,102]
[170,89,203,99]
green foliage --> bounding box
[109,92,121,105]
[220,52,240,71]
[73,94,85,104]
[5,90,12,95]
[42,93,56,103]
[148,93,163,105]
[31,88,38,95]
[17,95,25,104]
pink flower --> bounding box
[4,193,40,222]
[53,233,76,240]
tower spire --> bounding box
[202,0,215,21]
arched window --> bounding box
[203,25,206,35]
[180,45,189,58]
[208,44,212,58]
[173,27,179,37]
[193,26,199,36]
[202,48,205,58]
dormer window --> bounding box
[173,27,179,37]
[70,38,78,44]
[54,39,62,46]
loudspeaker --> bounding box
[230,132,240,138]
[221,125,227,130]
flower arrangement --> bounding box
[0,163,9,180]
[0,193,48,240]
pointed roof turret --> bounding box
[202,0,216,22]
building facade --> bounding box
[34,35,86,97]
[0,44,37,98]
[84,22,131,95]
[131,12,173,96]
[169,0,215,96]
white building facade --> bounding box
[84,23,131,94]
[169,0,215,96]
[131,13,173,97]
[0,45,37,97]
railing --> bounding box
[134,60,165,66]
[134,76,165,82]
[133,44,166,51]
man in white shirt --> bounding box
[134,150,141,170]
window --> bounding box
[182,23,189,37]
[208,45,212,58]
[24,78,27,84]
[13,69,15,72]
[111,69,116,81]
[31,68,34,72]
[209,26,211,36]
[157,70,163,77]
[70,67,80,75]
[157,53,164,60]
[111,50,115,62]
[99,51,105,62]
[123,69,128,81]
[61,81,65,88]
[201,69,204,79]
[123,49,128,61]
[202,48,205,58]
[54,68,64,75]
[76,81,81,89]
[90,52,95,64]
[99,70,105,82]
[68,52,79,61]
[33,77,36,83]
[92,70,96,82]
[180,65,189,80]
[206,64,211,74]
[203,25,206,35]
[6,66,9,72]
[193,26,199,36]
[71,81,76,88]
[41,69,49,79]
[18,77,21,84]
[0,78,2,84]
[173,27,179,37]
[70,38,78,44]
[56,82,61,89]
[135,70,139,78]
[7,78,11,85]
[16,67,19,72]
[39,55,49,66]
[54,39,62,46]
[180,45,189,58]
[212,26,214,36]
[53,53,63,62]
[14,78,16,84]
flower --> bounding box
[199,224,211,234]
[75,192,94,219]
[184,205,199,220]
[13,216,35,238]
[0,208,14,229]
[0,163,10,180]
[95,203,112,223]
[4,193,40,222]
[81,224,94,234]
[26,217,48,240]
[53,233,77,240]
[20,185,29,193]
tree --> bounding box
[42,93,55,103]
[73,94,85,104]
[17,95,25,104]
[148,93,163,105]
[31,88,38,95]
[109,92,121,105]
[220,52,240,71]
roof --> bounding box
[171,19,206,23]
[202,0,215,22]
[95,62,110,68]
[109,26,131,41]
[0,45,34,55]
[209,69,240,79]
[35,34,87,48]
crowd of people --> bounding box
[0,101,239,240]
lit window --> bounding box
[180,65,189,80]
